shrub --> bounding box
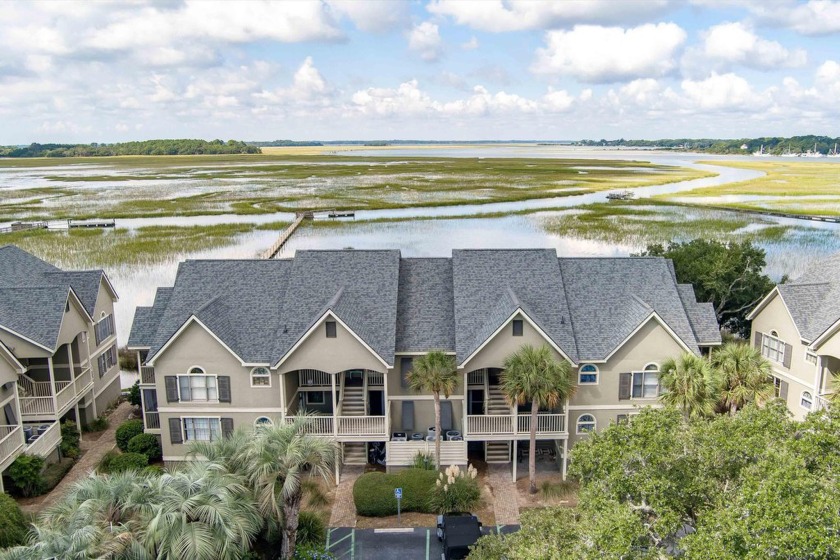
[115,419,144,452]
[293,545,335,560]
[8,454,45,497]
[353,468,439,517]
[144,464,165,476]
[411,452,436,471]
[127,380,141,407]
[106,452,148,473]
[119,347,137,371]
[0,493,30,547]
[60,420,81,459]
[540,479,578,500]
[430,464,481,514]
[98,450,120,473]
[127,433,162,461]
[42,459,75,492]
[82,416,109,433]
[302,479,329,508]
[297,511,327,547]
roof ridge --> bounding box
[629,294,654,312]
[555,259,580,361]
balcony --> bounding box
[285,415,335,436]
[336,416,386,440]
[467,413,567,439]
[140,366,156,385]
[385,440,468,468]
[18,368,94,419]
[23,422,61,458]
[144,411,161,430]
[0,425,25,469]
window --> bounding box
[806,352,818,365]
[512,319,523,336]
[304,391,325,405]
[183,418,221,442]
[254,416,273,428]
[97,345,118,378]
[632,364,660,398]
[325,321,337,338]
[801,391,813,409]
[762,331,785,363]
[94,313,115,346]
[251,367,270,387]
[579,364,598,384]
[576,414,596,434]
[179,367,218,402]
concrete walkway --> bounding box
[329,465,364,527]
[21,402,136,515]
[488,464,520,525]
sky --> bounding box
[1,0,840,143]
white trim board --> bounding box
[148,315,246,367]
[566,404,664,411]
[158,407,284,413]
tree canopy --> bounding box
[0,139,260,157]
[636,239,774,337]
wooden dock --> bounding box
[261,213,308,259]
[0,218,116,235]
[667,202,840,224]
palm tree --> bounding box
[501,344,575,494]
[237,417,336,560]
[407,350,460,470]
[660,353,720,420]
[141,462,262,560]
[712,342,773,415]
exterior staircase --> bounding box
[487,386,509,415]
[486,385,512,462]
[343,442,367,465]
[486,442,511,463]
[341,385,366,416]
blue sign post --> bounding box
[395,487,403,524]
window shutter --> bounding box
[218,376,231,403]
[169,418,183,445]
[783,343,793,368]
[618,373,632,400]
[400,357,413,388]
[754,331,763,349]
[616,414,628,424]
[221,418,234,438]
[164,376,179,403]
[779,380,789,400]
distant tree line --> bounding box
[577,134,840,154]
[246,139,323,147]
[0,139,260,157]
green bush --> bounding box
[60,420,81,459]
[83,416,109,433]
[297,511,327,547]
[119,347,137,371]
[411,452,436,470]
[98,450,120,473]
[8,454,45,497]
[106,452,148,473]
[293,545,335,560]
[127,433,162,461]
[115,419,144,452]
[353,468,439,517]
[0,493,30,547]
[127,380,141,407]
[430,464,481,514]
[42,459,75,492]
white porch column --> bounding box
[74,403,83,436]
[561,438,569,481]
[278,371,286,422]
[66,342,76,384]
[815,355,824,403]
[462,371,468,437]
[335,448,341,486]
[512,439,518,481]
[331,372,338,439]
[48,357,58,417]
[383,369,390,437]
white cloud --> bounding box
[680,72,767,111]
[327,0,410,32]
[531,23,687,83]
[407,21,444,62]
[742,0,840,35]
[462,36,479,50]
[701,22,806,69]
[428,0,673,32]
[254,57,334,107]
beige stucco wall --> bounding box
[390,398,463,435]
[0,330,49,360]
[567,407,643,447]
[56,295,89,347]
[0,353,18,386]
[277,317,388,374]
[160,411,283,460]
[461,312,567,373]
[89,280,121,395]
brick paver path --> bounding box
[20,402,136,515]
[329,465,364,527]
[488,464,520,525]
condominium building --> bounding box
[748,254,840,419]
[128,249,720,480]
[0,246,122,492]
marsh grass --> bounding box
[540,480,578,500]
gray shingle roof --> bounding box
[134,250,717,367]
[452,250,578,363]
[0,245,111,350]
[396,259,455,352]
[560,258,703,361]
[777,282,840,342]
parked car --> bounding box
[436,512,482,560]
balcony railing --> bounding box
[298,370,331,387]
[467,414,566,437]
[25,422,61,458]
[145,411,161,430]
[0,425,24,467]
[140,366,156,385]
[367,371,384,386]
[468,369,486,386]
[386,440,468,467]
[286,415,334,435]
[19,369,94,418]
[337,416,386,437]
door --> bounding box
[368,390,384,416]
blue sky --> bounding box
[1,0,839,143]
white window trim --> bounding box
[181,416,222,442]
[250,367,271,388]
[631,364,660,400]
[576,414,596,435]
[762,331,785,364]
[578,364,599,386]
[254,416,274,428]
[805,351,818,365]
[800,391,813,410]
[304,391,326,405]
[177,373,220,403]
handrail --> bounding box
[25,422,61,458]
[0,425,24,466]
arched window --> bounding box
[189,366,205,374]
[251,367,271,387]
[579,364,598,384]
[801,391,813,410]
[576,414,596,434]
[179,366,217,401]
[254,416,273,428]
[762,331,785,363]
[631,364,660,398]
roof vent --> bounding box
[283,325,288,334]
[561,316,566,325]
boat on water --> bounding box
[752,145,771,157]
[828,143,840,158]
[606,190,634,200]
[803,142,825,158]
[781,143,799,157]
